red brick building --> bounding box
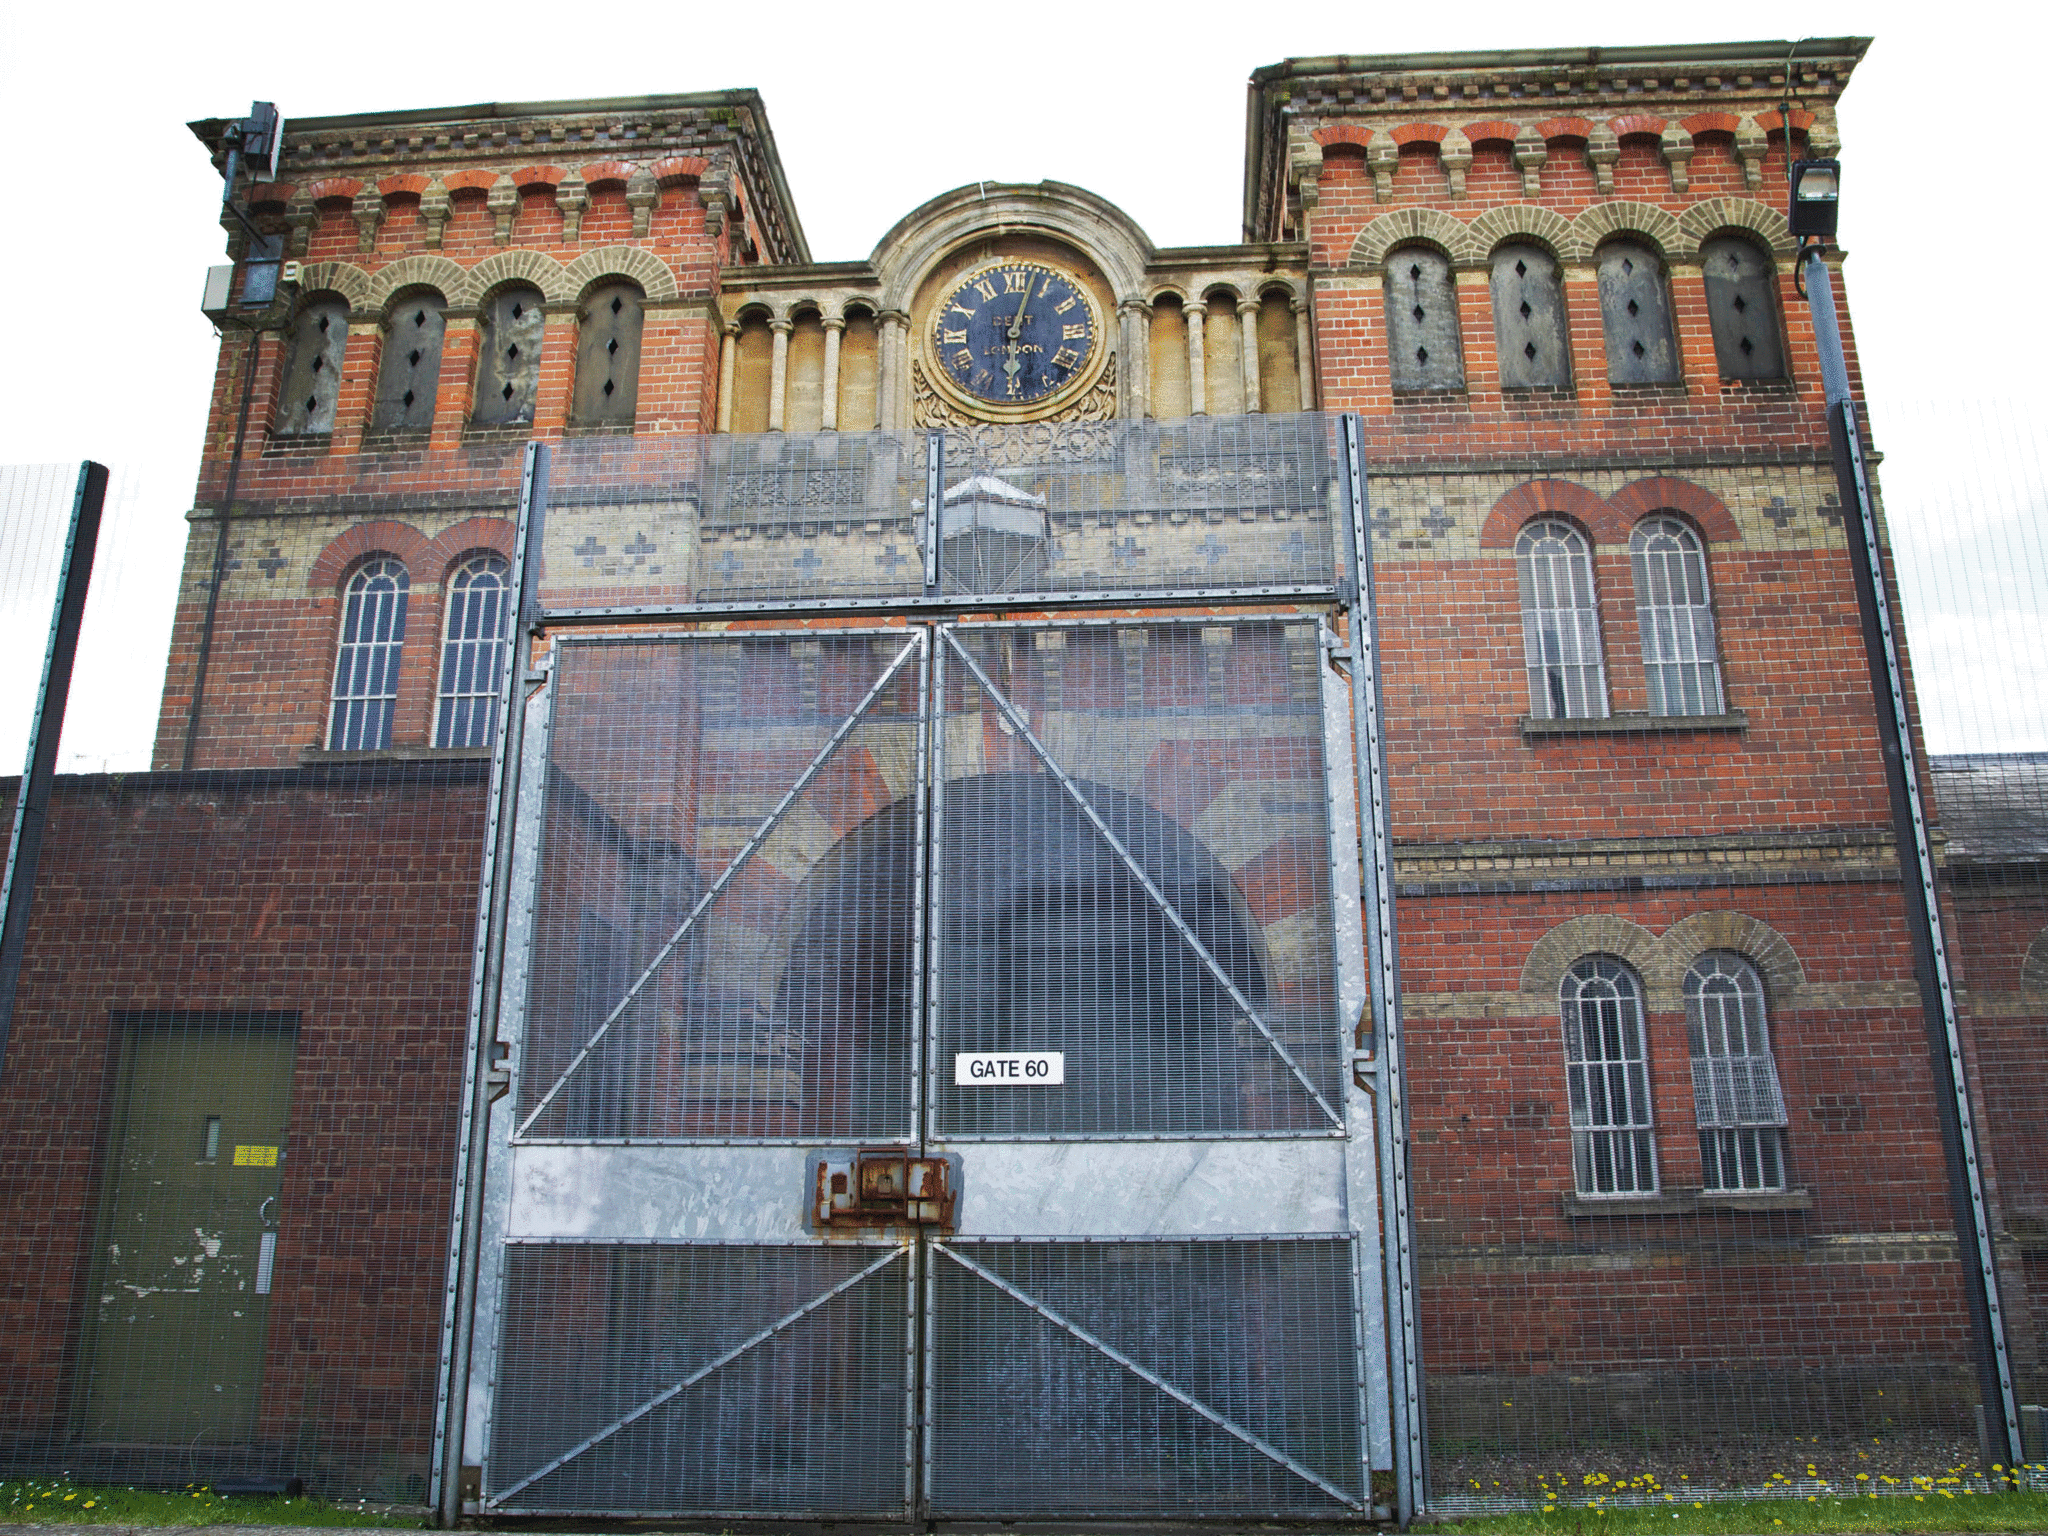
[6,35,2040,1520]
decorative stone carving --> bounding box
[1586,122,1620,199]
[1735,116,1768,194]
[1439,129,1473,199]
[626,168,659,238]
[487,174,518,245]
[556,171,589,243]
[1513,124,1548,198]
[1367,130,1399,204]
[351,186,384,253]
[1661,124,1695,195]
[421,179,451,250]
[912,354,1116,431]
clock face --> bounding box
[928,260,1101,409]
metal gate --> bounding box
[438,418,1413,1522]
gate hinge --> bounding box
[814,1150,955,1231]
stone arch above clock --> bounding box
[714,180,1310,432]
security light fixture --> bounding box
[1789,158,1840,240]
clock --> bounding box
[924,259,1105,418]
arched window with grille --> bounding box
[373,291,446,432]
[436,554,512,748]
[1384,246,1464,392]
[1490,243,1570,390]
[1686,953,1789,1191]
[1561,958,1657,1196]
[277,295,349,436]
[329,558,410,750]
[1515,520,1608,720]
[571,280,645,427]
[1596,239,1679,385]
[473,284,546,426]
[1701,235,1786,381]
[1630,516,1725,715]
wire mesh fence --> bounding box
[0,393,2043,1517]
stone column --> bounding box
[1293,297,1315,410]
[1184,299,1208,416]
[1238,299,1263,414]
[716,325,738,434]
[878,310,908,433]
[821,316,844,431]
[767,318,791,432]
[1117,299,1150,419]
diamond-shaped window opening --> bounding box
[304,394,318,415]
[317,314,331,333]
[1733,294,1748,313]
[608,337,619,355]
[1416,346,1430,364]
[402,389,416,408]
[409,349,422,367]
[507,344,520,361]
[1409,263,1422,281]
[412,309,427,328]
[1520,300,1532,319]
[1621,257,1636,276]
[310,355,324,372]
[511,302,525,319]
[502,382,515,400]
[1524,342,1538,359]
[1740,336,1755,354]
[1515,259,1528,277]
[610,295,624,315]
[1412,305,1425,322]
[1627,299,1640,317]
[1632,340,1646,357]
[603,379,616,397]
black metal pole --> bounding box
[0,461,109,1078]
[1802,248,2023,1471]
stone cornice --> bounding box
[191,89,809,265]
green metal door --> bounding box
[77,1015,297,1445]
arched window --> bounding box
[1685,953,1788,1191]
[571,280,645,427]
[473,284,546,426]
[1515,520,1608,720]
[329,558,410,750]
[1490,243,1570,389]
[1701,235,1785,380]
[436,554,512,748]
[1596,240,1679,385]
[1384,247,1464,392]
[1630,517,1725,715]
[276,296,348,436]
[373,291,446,432]
[1561,958,1657,1196]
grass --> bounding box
[0,1477,425,1526]
[1437,1490,2048,1535]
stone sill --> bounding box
[1521,710,1748,738]
[1563,1187,1813,1218]
[562,421,638,439]
[299,746,492,765]
[261,433,333,459]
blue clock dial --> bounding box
[931,261,1099,406]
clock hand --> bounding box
[1007,279,1033,338]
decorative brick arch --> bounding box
[1481,480,1625,549]
[1311,125,1373,150]
[364,255,469,315]
[308,521,433,594]
[294,261,372,310]
[1350,207,1477,269]
[1679,198,1795,259]
[468,249,574,306]
[420,518,517,586]
[1647,911,1806,1010]
[442,169,498,196]
[1390,122,1447,146]
[1538,116,1595,144]
[1606,477,1741,542]
[1569,200,1688,263]
[1680,112,1741,138]
[1609,114,1668,140]
[650,156,709,188]
[579,160,637,191]
[1520,915,1660,999]
[1462,121,1519,149]
[302,177,363,205]
[564,245,679,304]
[1465,205,1576,264]
[510,164,566,189]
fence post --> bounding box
[0,460,107,1079]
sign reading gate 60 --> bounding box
[953,1052,1065,1085]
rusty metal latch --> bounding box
[814,1151,954,1230]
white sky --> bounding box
[0,0,2042,766]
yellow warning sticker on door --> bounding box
[233,1145,279,1167]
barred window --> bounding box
[1561,958,1657,1196]
[1516,520,1608,720]
[329,559,410,751]
[435,555,512,748]
[1629,517,1725,715]
[1686,953,1789,1191]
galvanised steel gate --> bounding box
[437,417,1418,1522]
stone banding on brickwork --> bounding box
[1518,908,1808,1009]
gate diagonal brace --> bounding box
[491,1246,904,1504]
[935,1244,1363,1510]
[516,632,925,1137]
[942,630,1342,1128]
